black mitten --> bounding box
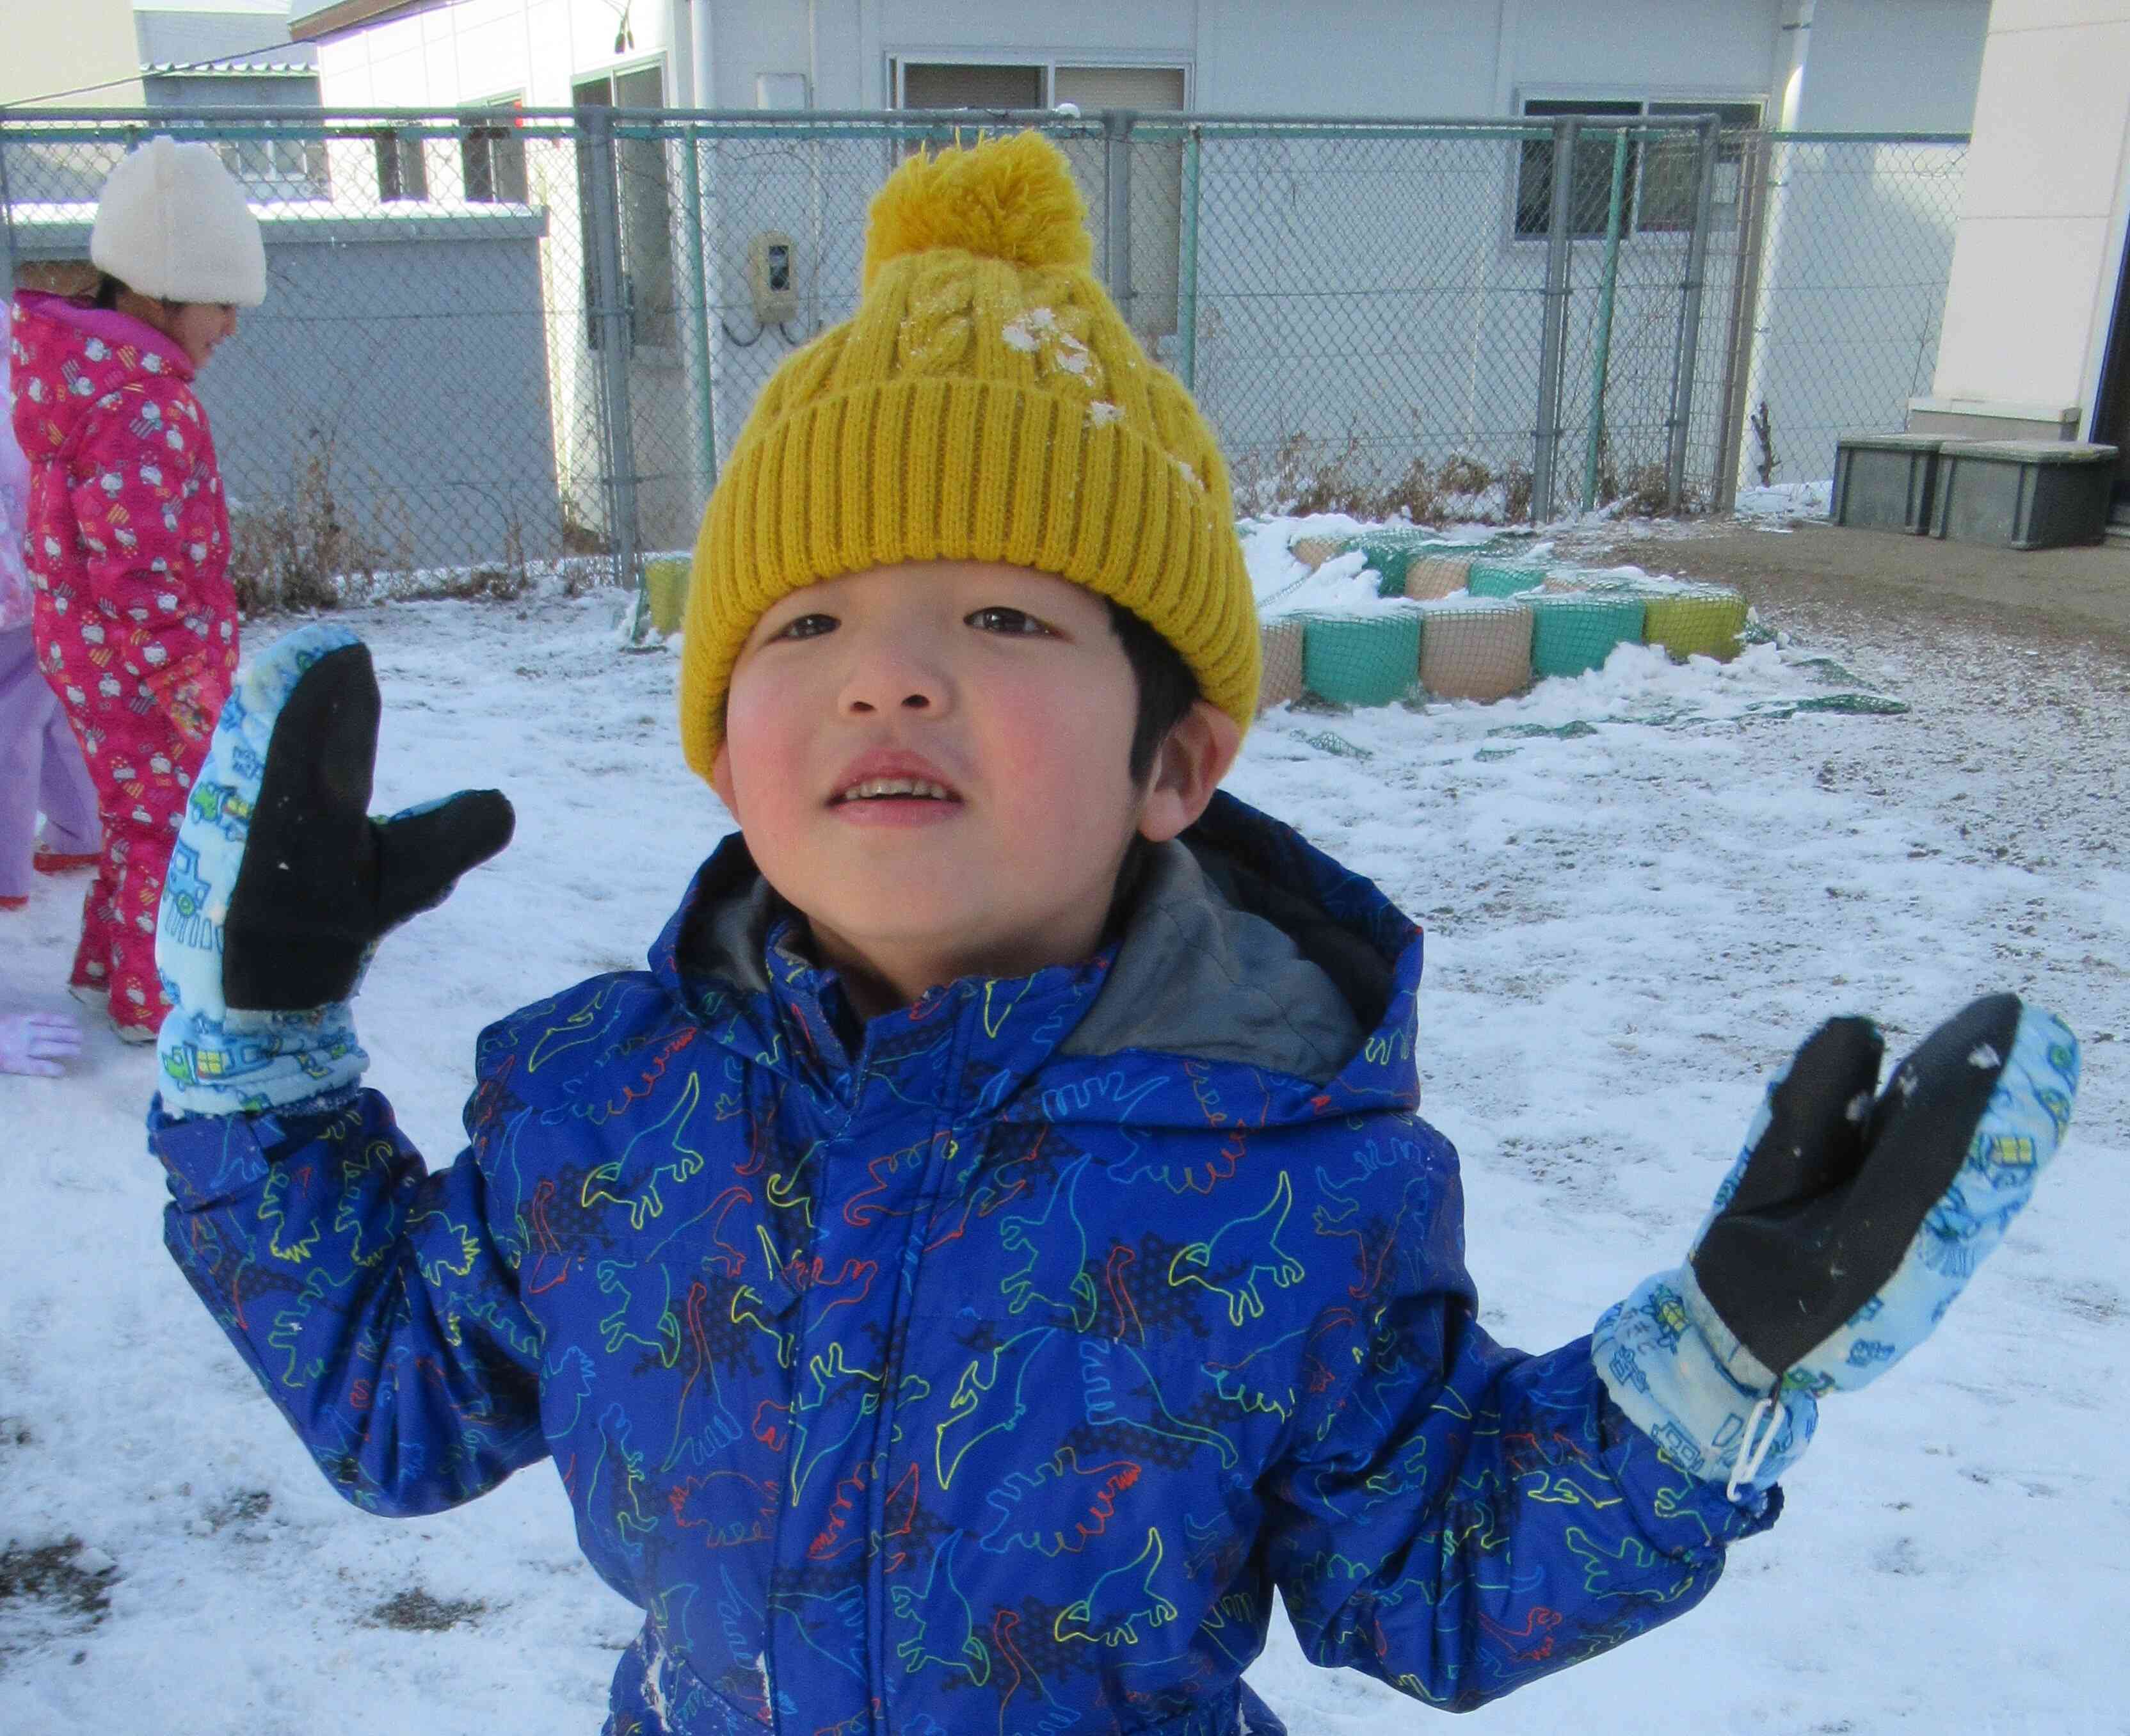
[221,638,516,1011]
[1691,995,2070,1378]
[1594,995,2077,1495]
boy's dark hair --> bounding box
[1105,599,1201,785]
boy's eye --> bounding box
[966,606,1053,636]
[769,612,837,641]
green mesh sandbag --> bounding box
[1302,611,1422,707]
[1258,617,1306,712]
[1352,527,1452,599]
[1288,533,1355,570]
[1466,560,1549,600]
[1529,592,1647,679]
[1404,553,1472,599]
[1417,600,1533,702]
[1643,588,1748,663]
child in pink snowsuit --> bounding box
[11,138,264,1036]
[1,334,100,910]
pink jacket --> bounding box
[9,291,237,719]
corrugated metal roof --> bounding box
[141,61,321,78]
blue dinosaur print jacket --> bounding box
[150,791,1777,1735]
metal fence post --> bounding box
[0,125,16,307]
[1711,132,1774,515]
[1103,108,1134,323]
[1580,125,1631,513]
[582,108,643,600]
[1532,115,1580,524]
[1663,113,1722,511]
[1178,125,1202,391]
[678,127,719,505]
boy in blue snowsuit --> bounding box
[149,134,2078,1736]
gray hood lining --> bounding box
[680,831,1377,1088]
[1059,837,1371,1086]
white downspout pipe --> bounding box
[1738,0,1813,493]
[668,0,693,104]
[692,0,716,111]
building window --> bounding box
[1513,97,1762,239]
[890,60,1187,338]
[574,67,676,352]
[900,61,1044,109]
[463,99,529,204]
[375,129,428,203]
[217,131,328,200]
[144,74,328,197]
[1640,100,1763,231]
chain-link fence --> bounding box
[0,107,1967,597]
[1717,133,1969,500]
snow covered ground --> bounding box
[4,572,2126,1735]
[1734,479,1835,523]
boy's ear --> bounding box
[1137,700,1242,845]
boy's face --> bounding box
[710,559,1231,1014]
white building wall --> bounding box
[1927,0,2130,428]
[310,0,1985,130]
[315,0,1857,118]
[1794,0,1994,132]
[313,0,684,107]
[0,0,144,108]
[808,0,1788,118]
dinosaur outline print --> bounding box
[1167,1169,1306,1326]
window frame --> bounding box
[1510,92,1763,244]
[885,54,1194,113]
[885,55,1191,339]
[462,93,529,206]
[374,127,429,204]
[573,59,680,358]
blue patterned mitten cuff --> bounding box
[1594,1268,1818,1496]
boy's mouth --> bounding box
[827,751,965,808]
[831,776,958,806]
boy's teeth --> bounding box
[842,777,950,802]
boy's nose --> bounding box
[837,641,949,718]
[842,686,936,716]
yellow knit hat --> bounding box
[677,129,1258,782]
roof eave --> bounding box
[289,0,436,44]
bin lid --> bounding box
[1946,440,2120,463]
[1838,433,1942,452]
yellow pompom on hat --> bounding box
[677,129,1259,782]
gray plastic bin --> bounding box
[1930,440,2118,549]
[1831,433,1943,534]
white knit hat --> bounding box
[90,137,267,308]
